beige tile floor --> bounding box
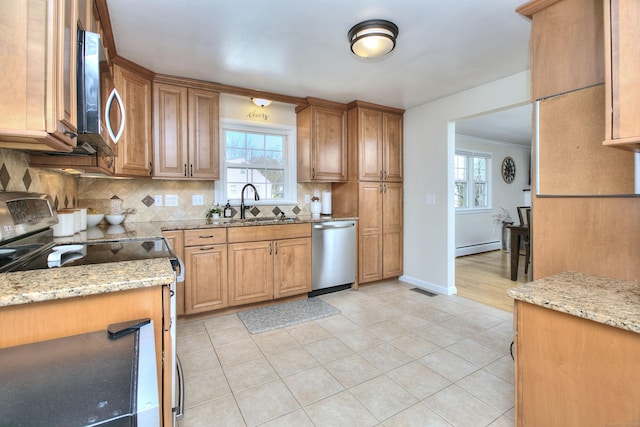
[176,279,515,427]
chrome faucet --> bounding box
[240,183,260,219]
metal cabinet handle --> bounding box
[379,170,383,180]
[384,183,387,193]
[379,184,383,193]
[149,162,153,175]
[312,167,315,179]
[184,164,187,177]
[199,235,214,239]
[275,242,278,255]
[105,88,125,143]
[269,242,273,255]
[63,130,77,139]
[199,246,214,251]
[384,170,388,180]
[190,164,193,177]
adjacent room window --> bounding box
[454,150,491,209]
[217,119,297,204]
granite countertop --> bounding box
[53,216,358,244]
[1,216,356,308]
[0,259,175,307]
[507,272,640,334]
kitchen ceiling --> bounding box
[105,0,533,143]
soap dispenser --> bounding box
[223,201,232,218]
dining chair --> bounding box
[516,206,531,274]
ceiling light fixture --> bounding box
[252,98,272,107]
[348,19,399,59]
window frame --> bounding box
[454,149,492,212]
[215,118,298,206]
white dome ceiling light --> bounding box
[348,19,399,59]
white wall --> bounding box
[455,135,531,256]
[401,71,530,295]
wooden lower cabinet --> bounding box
[228,241,274,306]
[183,229,228,314]
[514,301,640,425]
[184,244,228,313]
[273,237,312,298]
[228,237,312,305]
[358,182,403,283]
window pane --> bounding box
[454,155,467,180]
[246,133,264,150]
[454,182,466,208]
[266,135,283,151]
[473,157,486,182]
[474,182,488,208]
[226,131,245,149]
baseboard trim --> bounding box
[455,241,501,257]
[399,275,456,296]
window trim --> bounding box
[215,118,298,206]
[454,149,492,211]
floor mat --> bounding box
[237,298,341,334]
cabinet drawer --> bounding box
[184,228,227,246]
[228,223,311,243]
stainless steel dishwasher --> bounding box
[311,221,357,294]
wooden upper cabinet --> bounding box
[349,102,404,182]
[112,63,153,177]
[153,82,220,179]
[518,0,604,101]
[296,100,347,182]
[603,0,640,150]
[0,0,78,152]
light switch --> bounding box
[426,194,436,205]
[192,194,204,206]
[154,195,162,206]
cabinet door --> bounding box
[162,231,185,316]
[188,88,219,179]
[312,106,347,181]
[358,108,384,181]
[383,182,403,278]
[54,0,78,144]
[383,112,403,182]
[113,64,152,177]
[153,83,189,178]
[184,244,228,314]
[274,237,311,298]
[228,241,273,306]
[358,182,383,283]
[604,0,640,147]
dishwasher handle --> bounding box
[313,222,355,230]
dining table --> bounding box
[507,223,529,280]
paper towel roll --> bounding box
[321,191,332,215]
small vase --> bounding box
[502,223,511,252]
[212,213,220,219]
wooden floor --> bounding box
[455,249,530,313]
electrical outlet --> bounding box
[154,195,162,207]
[165,195,178,207]
[426,194,436,205]
[304,194,311,203]
[192,194,204,206]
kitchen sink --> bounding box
[232,217,299,224]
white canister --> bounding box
[321,191,332,215]
[52,211,76,237]
[310,200,322,217]
[73,210,82,233]
[77,208,87,230]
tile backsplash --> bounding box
[0,149,332,223]
[0,149,77,209]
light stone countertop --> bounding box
[2,216,357,308]
[507,271,640,334]
[0,259,175,307]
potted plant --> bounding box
[493,207,514,251]
[206,204,222,220]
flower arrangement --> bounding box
[206,204,222,219]
[492,207,514,225]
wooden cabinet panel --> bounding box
[359,233,383,283]
[274,237,311,298]
[358,108,384,181]
[153,82,219,179]
[383,112,403,182]
[296,103,347,182]
[153,83,188,178]
[520,0,604,101]
[228,223,311,243]
[188,88,219,178]
[515,301,640,425]
[162,230,184,316]
[113,64,152,177]
[0,0,76,152]
[228,241,274,306]
[604,0,640,150]
[184,228,227,246]
[382,182,403,278]
[184,244,228,313]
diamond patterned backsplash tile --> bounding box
[142,195,155,207]
[22,169,32,191]
[292,206,301,215]
[0,164,10,190]
[250,206,260,217]
[272,206,282,216]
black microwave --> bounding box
[76,30,124,156]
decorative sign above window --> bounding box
[246,109,270,121]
